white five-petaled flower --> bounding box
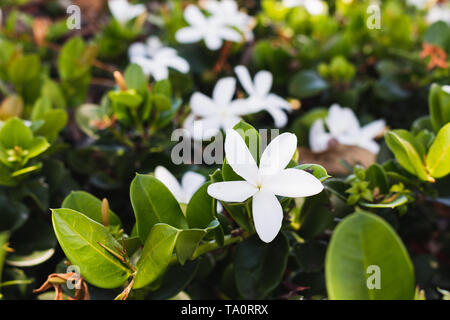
[203,0,255,41]
[282,0,327,15]
[309,104,386,154]
[128,36,189,81]
[175,4,243,50]
[207,130,324,243]
[108,0,146,24]
[155,166,205,204]
[235,65,292,128]
[183,77,251,140]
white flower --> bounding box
[234,65,291,128]
[203,0,255,41]
[183,77,251,140]
[309,104,385,154]
[155,166,205,204]
[282,0,327,15]
[208,129,323,243]
[442,85,450,94]
[175,4,243,50]
[108,0,146,24]
[128,36,189,81]
[426,3,450,24]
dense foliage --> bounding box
[0,0,449,300]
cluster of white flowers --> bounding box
[309,104,385,154]
[128,36,189,81]
[183,65,292,140]
[175,0,254,50]
[108,0,146,25]
[208,129,324,243]
[426,2,450,24]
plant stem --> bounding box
[168,234,244,266]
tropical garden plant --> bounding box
[0,0,449,301]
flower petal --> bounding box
[361,119,385,139]
[252,190,283,243]
[204,33,223,50]
[259,132,297,176]
[225,129,259,185]
[163,55,190,74]
[359,139,380,154]
[326,104,360,137]
[264,106,288,128]
[254,70,273,96]
[190,92,218,117]
[155,166,185,202]
[181,172,206,201]
[218,26,243,43]
[128,42,146,58]
[207,181,257,202]
[184,5,206,26]
[263,168,324,198]
[184,116,222,141]
[309,119,331,153]
[213,77,236,105]
[150,64,169,81]
[234,65,255,95]
[175,27,203,43]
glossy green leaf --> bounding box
[384,130,430,181]
[134,223,179,289]
[130,173,188,242]
[325,211,415,300]
[234,233,289,299]
[175,229,207,266]
[0,118,33,149]
[366,163,389,194]
[51,208,131,288]
[429,83,450,132]
[426,122,450,179]
[288,70,328,98]
[297,164,330,182]
[62,191,122,227]
[360,194,408,209]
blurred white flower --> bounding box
[208,129,323,243]
[234,65,291,128]
[155,166,205,204]
[309,104,385,154]
[426,3,450,24]
[282,0,327,15]
[203,0,255,41]
[183,78,251,140]
[442,85,450,93]
[175,4,243,50]
[108,0,146,24]
[128,36,189,80]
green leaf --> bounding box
[297,164,330,182]
[429,83,450,132]
[186,182,215,229]
[62,191,122,227]
[384,130,430,182]
[6,219,55,267]
[130,174,188,242]
[288,70,328,99]
[426,122,450,179]
[234,233,289,299]
[0,231,10,285]
[134,223,179,289]
[297,191,334,238]
[152,93,171,111]
[175,229,206,266]
[109,90,143,108]
[33,109,68,142]
[8,54,40,86]
[360,194,408,209]
[366,163,389,194]
[325,211,415,300]
[124,64,148,94]
[0,118,33,149]
[51,208,131,288]
[25,137,50,161]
